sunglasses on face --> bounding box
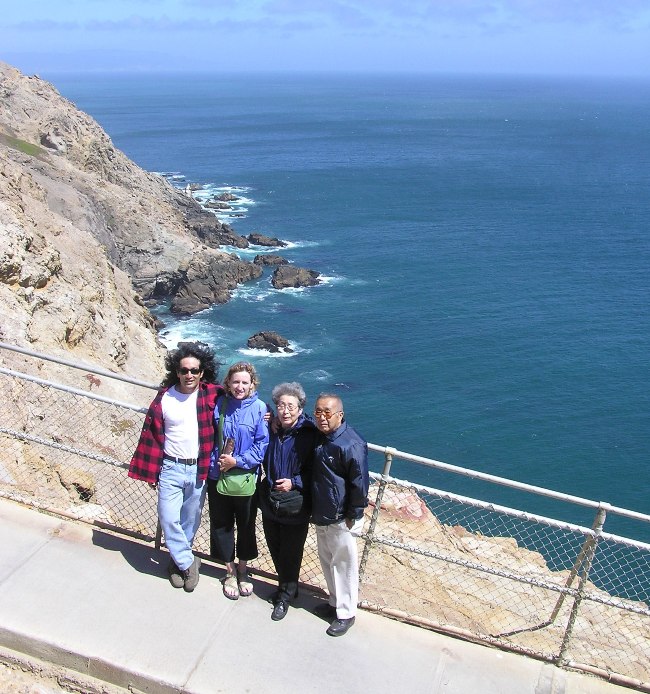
[314,409,342,420]
[178,367,202,375]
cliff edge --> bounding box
[0,62,260,378]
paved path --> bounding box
[0,498,633,694]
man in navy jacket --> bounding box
[311,394,369,637]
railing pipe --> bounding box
[378,473,610,537]
[2,340,647,526]
[368,443,650,524]
[0,340,159,390]
[0,367,149,413]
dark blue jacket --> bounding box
[259,414,319,525]
[311,420,369,526]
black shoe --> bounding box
[313,603,337,621]
[326,617,355,637]
[271,600,289,621]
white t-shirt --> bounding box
[161,386,200,459]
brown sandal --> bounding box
[237,571,253,597]
[223,574,239,600]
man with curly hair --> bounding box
[129,342,223,592]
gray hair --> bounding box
[272,382,307,408]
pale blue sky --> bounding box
[2,0,650,76]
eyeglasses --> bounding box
[277,403,299,412]
[178,367,202,375]
[313,409,342,420]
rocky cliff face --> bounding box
[0,62,260,377]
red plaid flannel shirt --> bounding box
[128,381,223,484]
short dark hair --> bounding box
[161,341,220,387]
[315,393,343,412]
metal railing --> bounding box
[0,341,648,691]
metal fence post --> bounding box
[555,504,609,665]
[546,529,597,626]
[359,447,394,583]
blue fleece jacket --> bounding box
[208,392,269,480]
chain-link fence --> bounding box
[359,476,650,689]
[1,342,648,691]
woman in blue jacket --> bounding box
[258,382,319,621]
[208,362,269,600]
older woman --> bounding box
[259,382,319,621]
[207,362,269,600]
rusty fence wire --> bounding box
[0,342,648,691]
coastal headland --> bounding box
[0,61,314,378]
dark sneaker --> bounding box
[182,556,201,592]
[167,559,184,589]
[271,600,289,621]
[313,603,337,621]
[326,617,355,637]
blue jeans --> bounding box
[157,459,206,571]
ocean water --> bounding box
[49,73,650,537]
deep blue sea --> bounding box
[48,73,650,538]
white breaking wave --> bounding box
[239,347,298,359]
[159,173,256,220]
[231,285,276,303]
[158,320,226,350]
[278,240,319,250]
[149,171,327,366]
[299,369,332,381]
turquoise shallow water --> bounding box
[50,73,650,537]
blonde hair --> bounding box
[224,362,260,395]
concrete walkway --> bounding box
[0,498,633,694]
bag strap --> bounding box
[217,396,228,454]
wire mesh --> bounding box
[0,364,326,592]
[0,354,648,689]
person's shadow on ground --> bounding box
[90,528,222,583]
[91,528,325,614]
